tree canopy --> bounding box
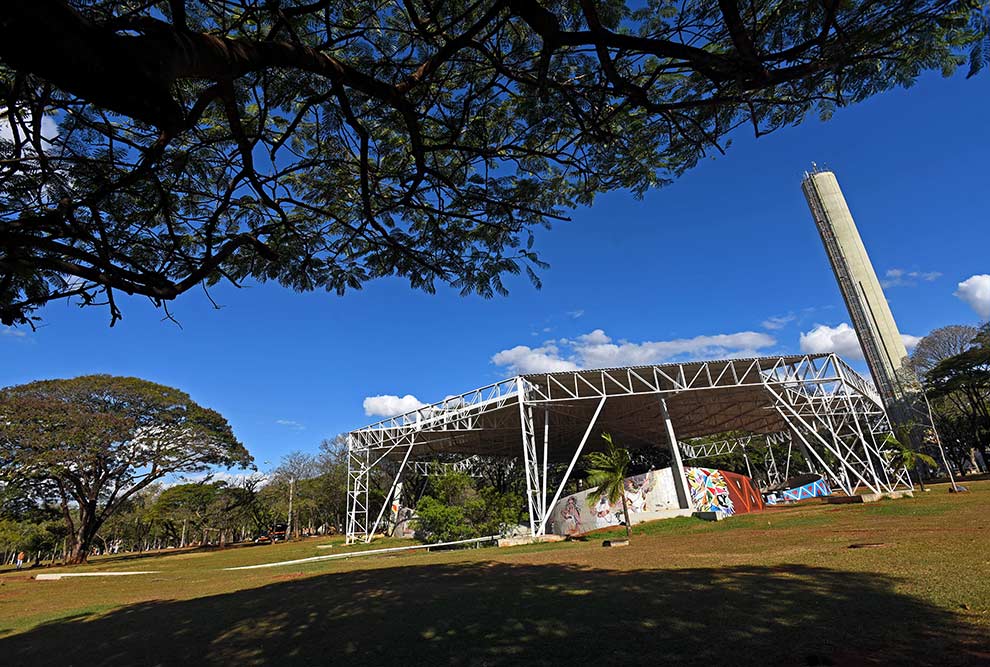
[414,468,525,542]
[0,374,250,562]
[925,324,990,463]
[910,324,979,377]
[1,0,986,325]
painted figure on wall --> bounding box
[561,496,583,535]
[624,472,655,513]
[591,492,620,528]
[588,472,657,529]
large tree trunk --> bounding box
[66,503,104,564]
[68,526,95,564]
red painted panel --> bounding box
[720,469,765,514]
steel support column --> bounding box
[345,435,370,544]
[659,398,693,510]
[517,377,542,535]
[366,442,414,542]
[537,396,607,535]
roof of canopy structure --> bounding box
[348,353,883,461]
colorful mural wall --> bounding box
[764,476,831,505]
[686,467,765,515]
[548,466,764,536]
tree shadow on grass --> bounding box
[2,562,985,666]
[81,541,267,566]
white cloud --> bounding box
[577,331,777,368]
[567,309,585,319]
[800,323,864,359]
[363,394,427,417]
[761,314,796,330]
[0,113,58,146]
[881,268,942,288]
[799,322,921,360]
[491,343,580,374]
[1,326,27,338]
[901,334,922,351]
[492,328,777,374]
[275,419,305,431]
[955,274,990,320]
[575,329,611,345]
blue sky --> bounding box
[2,71,988,471]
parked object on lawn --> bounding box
[254,523,288,544]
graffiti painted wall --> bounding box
[548,466,766,535]
[548,467,682,536]
[685,467,765,515]
[765,477,831,505]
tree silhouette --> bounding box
[1,1,987,325]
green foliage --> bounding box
[1,0,987,325]
[583,432,633,538]
[414,496,475,543]
[0,374,251,562]
[414,471,524,543]
[0,517,64,556]
[885,430,939,471]
[259,444,351,536]
[923,323,990,464]
[584,433,631,506]
[471,487,527,538]
[149,481,261,544]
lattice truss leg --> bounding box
[760,357,910,495]
[345,436,370,544]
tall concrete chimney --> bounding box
[801,168,912,407]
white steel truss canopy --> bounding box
[346,353,909,543]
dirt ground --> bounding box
[1,480,988,666]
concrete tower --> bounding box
[801,168,912,407]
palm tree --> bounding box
[584,433,633,540]
[885,429,938,492]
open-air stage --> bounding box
[345,353,911,543]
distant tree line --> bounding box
[0,435,355,566]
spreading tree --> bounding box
[910,324,980,377]
[0,375,251,563]
[926,324,990,465]
[1,1,987,326]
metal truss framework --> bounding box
[346,354,909,543]
[679,432,806,488]
[411,459,484,477]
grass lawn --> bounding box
[1,480,988,665]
